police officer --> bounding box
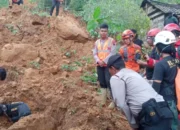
[152,31,179,130]
[107,54,173,130]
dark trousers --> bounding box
[50,0,60,16]
[97,66,111,89]
[139,119,172,130]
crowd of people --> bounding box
[93,22,180,130]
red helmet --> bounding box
[147,28,161,37]
[163,23,180,32]
[122,29,134,39]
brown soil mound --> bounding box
[0,5,130,130]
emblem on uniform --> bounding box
[150,111,155,116]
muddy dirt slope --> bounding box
[0,5,130,130]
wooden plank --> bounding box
[147,5,156,14]
[149,11,164,19]
[151,13,164,20]
[151,15,164,29]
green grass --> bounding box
[29,61,40,69]
[81,71,98,84]
[61,64,77,72]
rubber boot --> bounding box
[100,88,107,106]
[108,102,115,109]
[9,0,13,8]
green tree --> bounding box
[69,0,88,11]
[83,0,150,39]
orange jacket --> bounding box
[119,44,141,72]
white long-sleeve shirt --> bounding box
[92,37,116,64]
[110,68,164,128]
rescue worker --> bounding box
[9,0,23,8]
[92,23,116,108]
[164,23,180,60]
[119,29,141,72]
[137,28,161,82]
[131,29,144,48]
[107,54,173,130]
[152,31,179,130]
[50,0,63,16]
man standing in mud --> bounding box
[92,23,116,108]
[50,0,64,16]
[9,0,23,8]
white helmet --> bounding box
[154,31,176,46]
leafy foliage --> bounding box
[69,0,87,11]
[61,64,77,72]
[64,50,76,58]
[83,0,150,39]
[81,71,98,84]
[29,61,40,69]
[5,24,19,35]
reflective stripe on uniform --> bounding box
[97,38,113,60]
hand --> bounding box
[137,60,146,65]
[145,54,149,61]
[98,60,104,67]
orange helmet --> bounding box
[122,29,134,39]
[163,23,180,32]
[147,28,161,37]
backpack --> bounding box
[0,102,31,122]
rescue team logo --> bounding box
[167,59,180,68]
[150,111,156,116]
[167,60,177,68]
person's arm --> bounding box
[110,77,138,128]
[110,77,126,109]
[103,39,117,64]
[137,60,148,66]
[147,57,160,68]
[92,41,100,63]
[152,63,164,93]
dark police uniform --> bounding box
[153,56,180,130]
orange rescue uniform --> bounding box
[119,44,141,72]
